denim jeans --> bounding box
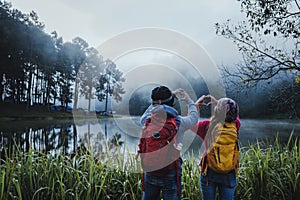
[200,169,237,200]
[142,159,182,200]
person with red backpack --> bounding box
[137,86,198,200]
[191,95,240,200]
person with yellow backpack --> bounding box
[191,95,240,200]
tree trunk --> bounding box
[45,78,50,106]
[105,83,109,112]
[73,79,79,109]
[26,66,33,110]
[105,92,108,112]
[43,78,48,106]
[16,79,21,104]
[21,79,26,103]
[88,86,92,112]
[40,76,44,104]
[0,73,3,104]
[11,79,16,103]
[34,68,39,104]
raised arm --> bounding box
[173,89,198,132]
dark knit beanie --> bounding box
[151,86,174,106]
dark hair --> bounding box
[151,86,174,107]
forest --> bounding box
[0,1,124,114]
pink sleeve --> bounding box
[190,123,198,133]
[235,116,241,131]
[191,120,210,140]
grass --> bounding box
[236,132,300,200]
[0,133,299,200]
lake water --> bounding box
[1,116,299,159]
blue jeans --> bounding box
[200,169,237,200]
[142,160,182,200]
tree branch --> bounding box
[234,35,292,68]
[295,0,300,10]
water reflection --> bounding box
[0,118,299,159]
[0,120,125,159]
[0,123,77,155]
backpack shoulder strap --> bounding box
[175,116,181,131]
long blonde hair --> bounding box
[205,98,239,150]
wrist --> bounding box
[186,98,194,104]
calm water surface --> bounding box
[1,117,299,158]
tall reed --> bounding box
[181,151,202,199]
[0,133,298,199]
[236,133,299,200]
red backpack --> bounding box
[138,114,180,176]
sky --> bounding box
[8,0,245,67]
[7,0,247,111]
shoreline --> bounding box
[0,104,298,122]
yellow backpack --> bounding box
[202,122,240,175]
